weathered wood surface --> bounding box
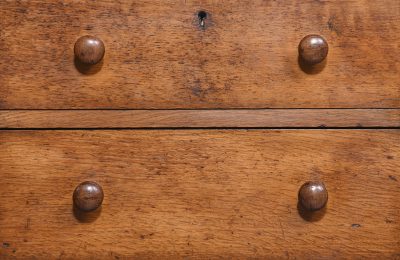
[1,109,400,128]
[0,0,399,109]
[0,130,399,258]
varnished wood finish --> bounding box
[298,35,329,65]
[0,1,399,109]
[74,36,105,65]
[298,181,328,211]
[1,109,400,129]
[0,0,398,258]
[73,181,104,212]
[0,130,399,258]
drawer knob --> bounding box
[298,35,328,65]
[298,181,328,211]
[73,181,104,212]
[74,35,105,65]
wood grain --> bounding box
[1,109,400,128]
[0,130,399,258]
[0,0,399,109]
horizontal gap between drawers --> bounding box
[0,109,399,129]
[1,128,400,131]
[0,108,399,111]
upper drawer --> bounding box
[0,1,398,109]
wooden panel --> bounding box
[0,0,399,109]
[0,130,399,258]
[1,109,400,128]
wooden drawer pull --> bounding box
[298,181,328,211]
[73,181,104,212]
[74,35,105,65]
[298,34,329,65]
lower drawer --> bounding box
[0,130,399,258]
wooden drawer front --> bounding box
[0,130,399,258]
[0,1,399,109]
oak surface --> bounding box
[1,109,400,129]
[0,0,399,109]
[0,130,399,258]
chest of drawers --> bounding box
[0,0,399,259]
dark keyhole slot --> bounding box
[198,11,207,27]
[198,11,207,20]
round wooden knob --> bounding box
[73,181,104,212]
[298,181,328,211]
[298,35,328,65]
[74,35,105,65]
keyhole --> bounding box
[198,11,207,27]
